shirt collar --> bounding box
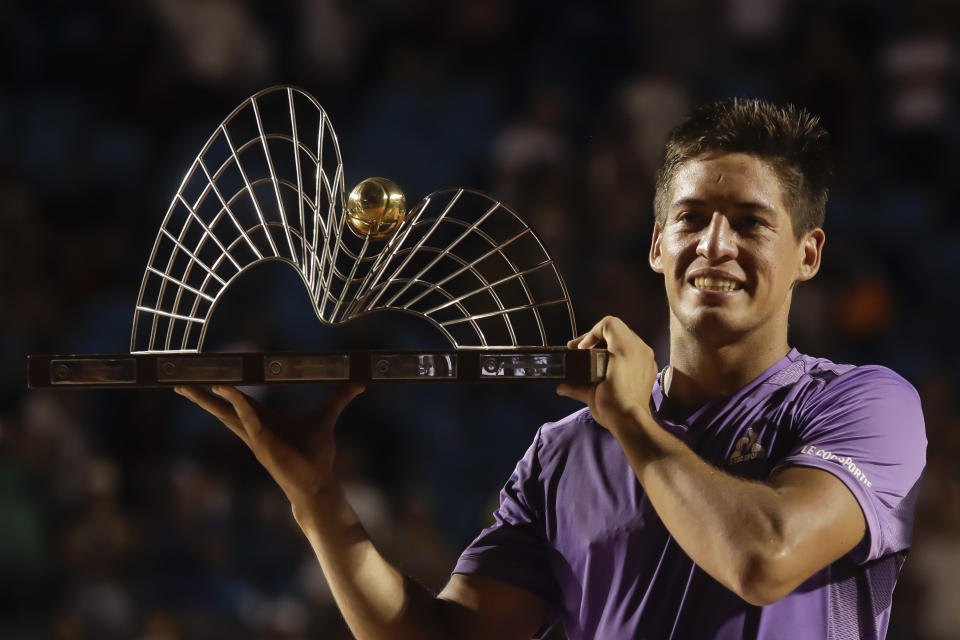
[650,348,801,431]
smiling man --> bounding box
[178,99,926,639]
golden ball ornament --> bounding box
[345,177,406,240]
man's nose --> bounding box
[696,212,738,261]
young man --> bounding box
[177,99,926,639]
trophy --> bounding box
[27,86,607,388]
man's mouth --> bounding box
[691,276,742,292]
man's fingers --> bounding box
[328,384,366,417]
[556,383,591,404]
[175,385,236,423]
[568,325,604,350]
[174,385,248,443]
[570,315,634,351]
[211,386,263,436]
[567,334,597,349]
[582,315,648,356]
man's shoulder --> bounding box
[527,407,629,492]
[781,353,924,441]
[777,352,919,400]
[538,406,595,439]
[535,407,609,455]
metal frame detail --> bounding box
[130,85,578,353]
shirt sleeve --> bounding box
[771,365,926,564]
[453,426,562,615]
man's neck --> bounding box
[665,319,791,409]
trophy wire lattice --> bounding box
[132,86,577,353]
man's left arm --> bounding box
[614,425,864,605]
[557,317,867,606]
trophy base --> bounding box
[27,348,608,388]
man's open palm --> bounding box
[175,384,365,505]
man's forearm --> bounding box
[610,410,788,603]
[292,486,448,640]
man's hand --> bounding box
[174,384,365,508]
[556,316,659,435]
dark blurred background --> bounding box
[2,1,959,638]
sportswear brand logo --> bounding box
[800,445,873,488]
[728,427,765,465]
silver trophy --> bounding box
[28,86,607,387]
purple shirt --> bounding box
[454,349,926,639]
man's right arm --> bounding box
[175,384,551,640]
[293,484,551,640]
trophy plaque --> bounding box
[27,86,607,388]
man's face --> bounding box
[649,152,824,344]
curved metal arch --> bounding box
[131,86,578,354]
[132,86,346,352]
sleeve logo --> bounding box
[800,445,873,488]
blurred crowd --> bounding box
[2,1,959,638]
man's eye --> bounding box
[736,216,763,230]
[677,212,702,225]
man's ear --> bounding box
[649,222,664,274]
[796,228,825,282]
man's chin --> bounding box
[677,309,752,345]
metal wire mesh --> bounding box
[131,86,576,352]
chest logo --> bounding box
[728,427,765,465]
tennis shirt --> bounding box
[453,349,926,639]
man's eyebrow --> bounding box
[671,198,708,209]
[733,201,776,213]
[671,198,776,213]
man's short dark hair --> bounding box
[653,98,833,239]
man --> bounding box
[177,98,926,639]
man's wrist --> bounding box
[607,404,679,467]
[290,483,346,529]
